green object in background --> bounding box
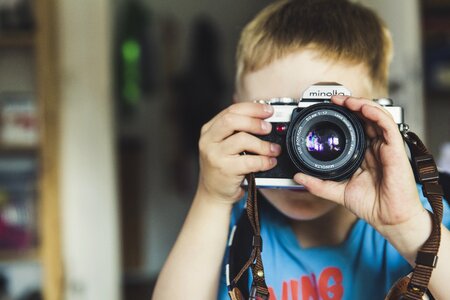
[121,38,141,107]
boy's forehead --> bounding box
[238,49,373,102]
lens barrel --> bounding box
[286,103,366,181]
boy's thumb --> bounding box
[294,173,342,203]
[294,173,322,191]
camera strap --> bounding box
[228,172,269,300]
[228,131,444,300]
[385,131,443,300]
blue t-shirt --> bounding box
[218,185,450,300]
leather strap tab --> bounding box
[422,182,443,197]
[229,288,245,300]
[407,282,428,296]
[252,235,263,251]
[249,285,270,300]
[415,251,438,268]
[414,154,439,182]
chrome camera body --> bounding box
[253,82,404,189]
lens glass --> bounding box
[305,121,346,161]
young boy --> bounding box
[152,0,450,299]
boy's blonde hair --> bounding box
[236,0,393,95]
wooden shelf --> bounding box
[0,145,39,155]
[0,0,62,299]
[0,32,35,48]
[0,0,62,297]
[0,248,40,263]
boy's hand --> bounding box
[293,95,428,241]
[197,102,281,205]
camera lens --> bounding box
[286,103,366,181]
[305,122,346,162]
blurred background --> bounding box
[0,0,448,299]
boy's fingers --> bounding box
[332,96,402,146]
[330,95,350,106]
[360,105,403,147]
[201,102,273,134]
[294,173,345,205]
[365,120,384,140]
[207,113,272,143]
[221,132,281,156]
[233,155,278,175]
[331,96,392,119]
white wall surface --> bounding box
[58,1,121,300]
[358,0,425,139]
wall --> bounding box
[358,0,425,140]
[428,100,450,158]
[358,0,450,162]
[58,1,121,300]
[126,0,272,277]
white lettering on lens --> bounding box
[314,164,335,169]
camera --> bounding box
[252,82,404,189]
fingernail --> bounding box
[263,104,273,113]
[295,173,306,183]
[333,95,347,101]
[270,157,277,166]
[261,121,271,131]
[270,143,281,153]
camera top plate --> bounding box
[301,82,352,101]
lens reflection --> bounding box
[305,122,345,161]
